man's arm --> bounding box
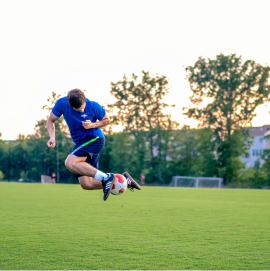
[82,114,110,130]
[47,112,60,148]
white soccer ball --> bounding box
[110,174,128,195]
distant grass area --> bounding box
[0,183,270,270]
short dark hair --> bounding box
[67,89,86,109]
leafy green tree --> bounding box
[166,126,217,179]
[20,171,28,179]
[39,92,75,182]
[185,53,270,183]
[0,170,4,180]
[21,92,75,182]
[108,132,137,176]
[261,134,270,186]
[239,165,267,188]
[191,128,218,177]
[0,137,9,179]
[108,71,178,183]
[170,126,198,177]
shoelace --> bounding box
[127,178,135,192]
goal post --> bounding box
[170,176,196,188]
[41,175,52,184]
[171,176,223,188]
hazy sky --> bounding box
[0,0,270,140]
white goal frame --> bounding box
[172,176,223,188]
[41,175,52,184]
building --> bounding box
[241,125,270,168]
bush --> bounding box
[20,171,28,179]
[239,167,268,188]
[0,170,4,180]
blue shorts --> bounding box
[71,136,105,177]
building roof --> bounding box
[248,125,270,136]
[264,130,270,137]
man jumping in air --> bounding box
[46,89,141,201]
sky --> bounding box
[0,0,270,140]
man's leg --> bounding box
[65,154,115,201]
[65,154,98,177]
[79,176,103,190]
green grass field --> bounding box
[0,183,270,270]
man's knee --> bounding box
[80,182,88,190]
[65,156,74,171]
[79,177,94,190]
[80,183,94,190]
[65,154,87,172]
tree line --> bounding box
[0,53,270,188]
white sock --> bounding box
[94,170,109,181]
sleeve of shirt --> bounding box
[52,98,64,118]
[92,102,106,121]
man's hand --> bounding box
[82,120,95,129]
[47,138,56,148]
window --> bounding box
[256,149,258,156]
[259,138,263,143]
[253,150,255,156]
[259,149,262,155]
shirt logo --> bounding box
[81,114,88,118]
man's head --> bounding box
[67,89,86,112]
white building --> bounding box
[241,125,270,167]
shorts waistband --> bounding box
[71,136,100,155]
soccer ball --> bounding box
[111,174,128,195]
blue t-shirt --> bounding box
[52,97,106,145]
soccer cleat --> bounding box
[102,173,116,201]
[123,172,141,192]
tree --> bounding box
[25,92,75,183]
[166,126,218,179]
[185,53,270,183]
[0,137,8,178]
[0,170,4,180]
[109,132,138,177]
[261,132,270,187]
[34,91,69,139]
[108,71,179,183]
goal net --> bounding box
[170,176,223,188]
[41,175,52,184]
